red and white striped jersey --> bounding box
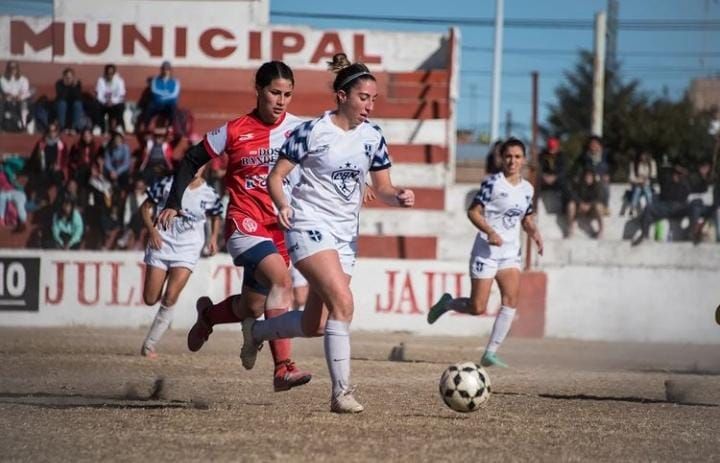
[203,111,304,226]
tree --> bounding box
[545,50,717,180]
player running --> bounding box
[426,137,543,369]
[238,53,415,413]
[140,165,222,358]
[156,61,311,392]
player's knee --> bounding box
[270,272,293,293]
[470,299,488,315]
[301,318,325,337]
[328,290,354,321]
[143,290,160,306]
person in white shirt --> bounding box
[1,61,33,132]
[140,166,223,358]
[238,53,415,414]
[95,64,126,133]
[427,138,544,369]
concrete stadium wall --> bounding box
[1,249,716,344]
[544,265,719,344]
[0,250,544,338]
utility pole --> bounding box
[591,11,607,137]
[505,110,512,138]
[525,71,539,271]
[489,0,504,143]
[606,0,619,73]
[469,83,478,137]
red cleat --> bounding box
[273,360,312,392]
[187,296,213,352]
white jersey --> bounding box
[146,176,223,262]
[471,172,534,260]
[281,111,391,241]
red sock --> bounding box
[265,308,291,368]
[206,295,242,325]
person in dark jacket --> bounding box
[55,67,86,134]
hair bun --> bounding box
[327,53,352,73]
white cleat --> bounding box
[240,318,260,370]
[330,389,364,414]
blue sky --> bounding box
[270,0,720,138]
[3,0,719,138]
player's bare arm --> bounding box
[369,169,414,207]
[521,214,544,256]
[268,156,297,230]
[467,203,503,246]
[207,214,221,256]
[140,198,163,250]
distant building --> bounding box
[689,77,720,114]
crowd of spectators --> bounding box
[534,134,719,244]
[0,59,222,251]
[0,60,183,137]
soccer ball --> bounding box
[439,362,491,412]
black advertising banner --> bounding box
[0,257,40,312]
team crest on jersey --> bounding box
[502,207,524,229]
[331,165,360,200]
[241,217,258,233]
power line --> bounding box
[461,46,720,58]
[271,11,720,31]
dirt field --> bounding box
[1,327,719,462]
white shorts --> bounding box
[290,264,308,288]
[286,228,357,276]
[144,251,196,271]
[469,254,521,279]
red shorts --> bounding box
[226,214,289,266]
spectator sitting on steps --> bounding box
[1,60,33,133]
[49,198,83,250]
[55,67,86,135]
[632,163,699,246]
[539,137,568,211]
[574,135,611,215]
[140,61,180,129]
[94,64,126,134]
[566,167,604,239]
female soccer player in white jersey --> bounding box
[426,138,544,368]
[237,53,415,413]
[140,165,223,358]
[155,61,312,392]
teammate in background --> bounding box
[155,61,312,392]
[238,53,415,413]
[426,138,543,368]
[140,165,222,358]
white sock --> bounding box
[143,305,173,351]
[324,319,351,397]
[485,306,516,354]
[252,309,304,342]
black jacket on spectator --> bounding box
[55,79,82,103]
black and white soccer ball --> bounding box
[439,362,491,412]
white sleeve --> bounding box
[203,123,228,157]
[95,78,105,103]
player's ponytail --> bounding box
[328,53,375,93]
